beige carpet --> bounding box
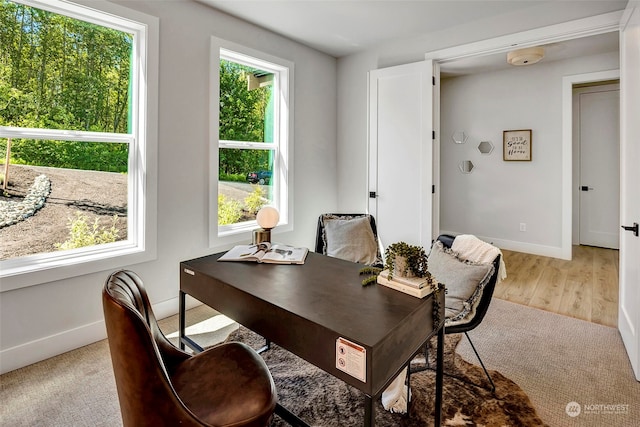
[1,299,638,426]
[456,298,640,427]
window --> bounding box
[0,0,158,290]
[211,38,293,244]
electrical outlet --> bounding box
[520,223,527,232]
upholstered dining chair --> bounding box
[314,213,383,266]
[412,234,503,392]
[102,270,277,427]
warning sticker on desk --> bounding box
[336,337,366,382]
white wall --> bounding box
[335,2,624,240]
[440,52,619,253]
[0,0,337,374]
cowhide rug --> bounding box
[226,327,547,426]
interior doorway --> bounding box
[572,81,620,249]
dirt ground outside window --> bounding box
[0,164,261,261]
[0,164,128,260]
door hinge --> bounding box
[432,185,435,194]
[369,191,377,199]
[432,130,436,140]
[432,76,436,86]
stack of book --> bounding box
[376,270,436,298]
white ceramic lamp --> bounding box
[253,206,279,244]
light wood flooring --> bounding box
[494,245,619,327]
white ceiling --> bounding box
[198,0,562,57]
[196,0,626,61]
[442,31,620,77]
[196,0,622,74]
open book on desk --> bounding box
[218,242,308,264]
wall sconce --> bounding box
[253,206,279,244]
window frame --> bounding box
[0,0,158,291]
[210,37,294,247]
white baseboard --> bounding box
[0,319,107,375]
[486,237,566,259]
[153,293,204,320]
[438,231,567,259]
[0,295,203,375]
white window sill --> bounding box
[0,243,156,292]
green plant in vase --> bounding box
[384,241,429,280]
[359,241,432,286]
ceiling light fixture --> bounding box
[507,47,545,66]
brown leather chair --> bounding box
[102,270,277,427]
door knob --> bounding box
[621,222,639,237]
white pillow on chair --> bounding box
[323,216,378,265]
[427,241,495,326]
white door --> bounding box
[577,84,620,249]
[368,60,435,249]
[619,0,640,382]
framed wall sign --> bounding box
[503,129,532,161]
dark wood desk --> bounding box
[179,251,444,427]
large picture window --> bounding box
[0,0,158,289]
[212,38,292,243]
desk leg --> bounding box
[178,291,204,353]
[179,291,186,351]
[257,339,271,354]
[434,326,444,426]
[364,395,374,427]
[274,403,310,427]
